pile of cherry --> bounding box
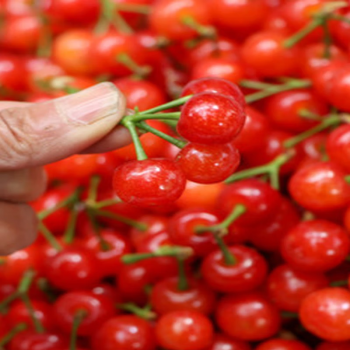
[4,0,350,349]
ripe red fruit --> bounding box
[113,159,186,207]
[155,310,214,350]
[300,288,350,341]
[177,92,245,144]
[255,339,312,350]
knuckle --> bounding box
[0,107,37,169]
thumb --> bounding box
[0,82,126,171]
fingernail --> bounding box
[56,82,123,125]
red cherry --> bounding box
[300,288,350,341]
[178,92,245,144]
[205,333,252,350]
[316,341,350,350]
[113,159,186,207]
[215,292,281,341]
[155,310,214,350]
[91,315,156,350]
[255,339,312,350]
[267,264,329,312]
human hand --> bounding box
[0,82,129,255]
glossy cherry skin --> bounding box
[8,330,69,350]
[265,89,328,133]
[149,0,212,41]
[178,92,246,144]
[327,65,350,112]
[255,339,312,350]
[233,106,270,155]
[241,31,300,78]
[300,288,350,341]
[216,179,282,227]
[316,341,350,350]
[168,208,219,257]
[181,77,245,107]
[7,299,55,332]
[289,161,350,212]
[150,277,217,315]
[176,143,240,184]
[44,247,101,291]
[248,197,300,252]
[281,220,350,272]
[215,292,281,341]
[82,229,132,277]
[113,159,186,207]
[155,310,214,350]
[91,315,156,350]
[53,291,115,336]
[267,264,329,312]
[326,124,350,173]
[204,333,252,350]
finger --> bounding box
[0,167,47,202]
[0,202,38,255]
[0,82,126,171]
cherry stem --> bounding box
[36,15,52,58]
[87,175,101,203]
[215,235,236,265]
[117,303,156,320]
[321,18,332,59]
[38,221,62,251]
[239,80,275,90]
[115,3,151,14]
[225,151,295,189]
[176,257,189,291]
[131,112,181,122]
[330,13,350,24]
[122,120,148,160]
[245,79,311,103]
[0,323,27,347]
[36,278,57,303]
[196,204,247,236]
[37,188,82,220]
[117,53,151,78]
[63,204,80,244]
[344,175,350,184]
[181,16,216,39]
[70,309,87,350]
[21,293,45,333]
[135,121,187,148]
[122,245,193,264]
[284,18,322,48]
[298,109,324,121]
[284,115,341,148]
[93,198,122,209]
[93,209,148,231]
[330,280,348,287]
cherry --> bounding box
[150,277,217,315]
[155,310,214,350]
[91,283,123,304]
[180,77,245,107]
[265,89,328,133]
[91,315,156,350]
[267,264,329,312]
[215,292,281,341]
[149,0,212,41]
[205,333,252,350]
[217,179,282,227]
[82,228,132,277]
[326,124,350,173]
[177,92,245,145]
[8,330,68,350]
[176,143,240,184]
[53,291,115,336]
[300,288,350,341]
[113,158,187,207]
[44,247,101,291]
[0,53,27,93]
[201,244,268,293]
[316,341,350,350]
[255,339,312,350]
[289,161,350,212]
[328,66,350,112]
[241,31,300,78]
[281,220,350,272]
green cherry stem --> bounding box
[245,79,311,104]
[70,310,87,350]
[122,120,148,161]
[225,151,295,189]
[239,80,275,90]
[93,198,122,209]
[0,323,27,347]
[344,175,350,184]
[117,53,152,78]
[176,257,189,291]
[122,245,194,264]
[283,115,341,148]
[87,175,101,203]
[135,121,187,148]
[196,204,247,236]
[181,15,216,39]
[21,293,45,333]
[214,235,236,265]
[330,280,348,287]
[63,204,80,244]
[38,221,63,251]
[117,303,156,320]
[115,3,151,14]
[130,112,181,122]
